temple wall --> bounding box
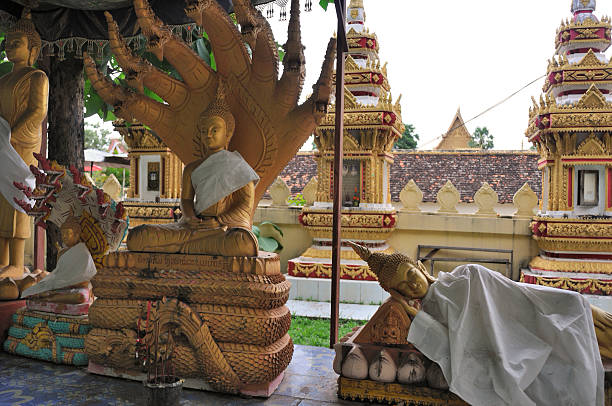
[254,203,538,278]
[389,211,537,279]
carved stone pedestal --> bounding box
[85,251,293,396]
[333,299,468,405]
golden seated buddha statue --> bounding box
[81,0,335,394]
[126,83,259,257]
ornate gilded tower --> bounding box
[522,0,612,297]
[288,0,403,294]
[113,120,183,226]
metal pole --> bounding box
[330,0,347,349]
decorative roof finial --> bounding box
[571,0,597,23]
[572,0,595,13]
[347,0,365,26]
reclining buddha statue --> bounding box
[126,82,260,257]
[342,242,611,406]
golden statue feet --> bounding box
[0,269,47,301]
[0,278,19,300]
[0,265,27,280]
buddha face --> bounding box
[60,225,81,248]
[392,261,430,299]
[5,33,30,66]
[200,115,228,153]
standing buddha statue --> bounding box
[0,9,48,281]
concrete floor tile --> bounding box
[0,345,367,406]
[275,374,339,403]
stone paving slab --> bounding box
[287,299,377,321]
[0,344,370,406]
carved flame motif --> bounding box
[85,0,336,202]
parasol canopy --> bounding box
[0,0,291,59]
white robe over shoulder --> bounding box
[191,150,259,215]
[0,115,35,213]
[21,243,96,298]
[407,264,604,406]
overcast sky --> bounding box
[266,0,612,150]
[90,1,612,151]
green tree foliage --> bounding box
[319,0,334,11]
[91,167,130,189]
[84,122,111,150]
[469,126,494,150]
[394,123,419,150]
[104,167,130,187]
[0,34,11,75]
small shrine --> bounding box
[288,0,403,301]
[113,119,182,226]
[522,0,612,298]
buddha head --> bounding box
[348,241,435,299]
[60,216,82,248]
[6,9,42,67]
[197,81,235,156]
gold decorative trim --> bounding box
[530,255,612,274]
[533,237,612,253]
[102,251,281,276]
[288,261,377,280]
[543,222,612,238]
[521,272,612,295]
[300,211,396,229]
[337,377,468,406]
[301,246,394,260]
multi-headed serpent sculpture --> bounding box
[85,0,336,203]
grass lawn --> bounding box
[289,316,367,347]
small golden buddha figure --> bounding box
[0,10,49,280]
[126,83,259,257]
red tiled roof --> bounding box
[271,150,541,204]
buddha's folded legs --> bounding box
[126,223,258,257]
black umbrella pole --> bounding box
[330,0,346,349]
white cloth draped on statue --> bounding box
[21,243,96,298]
[0,115,35,213]
[407,264,604,406]
[191,150,259,214]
